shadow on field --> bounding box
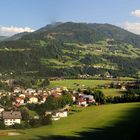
[34,104,140,140]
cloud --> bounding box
[131,10,140,17]
[0,26,35,36]
[123,21,140,34]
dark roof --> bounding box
[2,111,22,119]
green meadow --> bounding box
[1,102,140,140]
[48,79,112,89]
[48,79,126,96]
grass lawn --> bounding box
[2,102,140,140]
[100,88,124,97]
[48,79,112,89]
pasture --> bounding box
[1,102,140,140]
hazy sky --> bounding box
[1,0,140,36]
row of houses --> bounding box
[0,107,68,126]
[0,86,96,126]
[0,87,69,107]
[0,104,68,126]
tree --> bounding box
[94,90,106,104]
[20,107,30,121]
[0,121,5,129]
[41,114,52,125]
[0,95,13,107]
[29,119,41,128]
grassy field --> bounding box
[48,79,126,96]
[48,79,112,89]
[100,88,124,97]
[1,102,140,140]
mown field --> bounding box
[48,79,113,89]
[48,79,127,96]
[100,88,124,97]
[1,102,140,140]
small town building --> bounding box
[28,96,38,104]
[2,111,22,126]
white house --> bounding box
[2,111,22,126]
[25,88,36,95]
[28,96,38,104]
[51,111,68,121]
[14,87,22,94]
[51,112,60,121]
[58,111,67,118]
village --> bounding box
[0,84,96,127]
[0,78,139,128]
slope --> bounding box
[1,103,140,140]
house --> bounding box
[76,94,95,106]
[40,95,48,103]
[19,94,26,99]
[16,97,24,104]
[72,95,76,103]
[45,110,68,121]
[14,87,23,94]
[51,112,60,121]
[28,96,38,104]
[76,96,88,107]
[2,111,22,126]
[51,111,68,121]
[15,97,24,107]
[50,87,62,94]
[121,85,126,90]
[83,95,95,104]
[25,88,36,95]
[58,111,67,118]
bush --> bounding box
[41,114,52,125]
[29,119,41,128]
[11,123,25,129]
[94,90,106,104]
[0,121,5,129]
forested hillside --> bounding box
[0,22,140,78]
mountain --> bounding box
[0,22,140,78]
[0,32,30,42]
[22,22,140,48]
[4,32,30,41]
[36,22,62,32]
[0,36,9,41]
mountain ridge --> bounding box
[0,22,140,78]
[21,22,140,48]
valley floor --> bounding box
[1,102,140,140]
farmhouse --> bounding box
[45,110,68,121]
[15,97,24,104]
[2,111,22,126]
[28,96,38,104]
[14,87,23,94]
[51,111,68,121]
[25,88,36,95]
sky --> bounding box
[1,0,140,36]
